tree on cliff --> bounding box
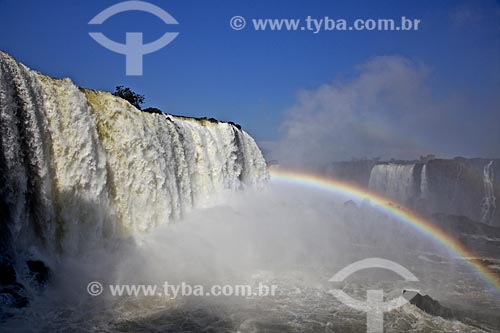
[113,86,145,110]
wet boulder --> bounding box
[0,261,16,286]
[26,260,50,287]
[402,290,454,319]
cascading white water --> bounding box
[480,161,496,225]
[368,164,416,203]
[420,164,429,200]
[0,51,268,256]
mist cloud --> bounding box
[271,55,500,168]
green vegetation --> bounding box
[113,86,145,110]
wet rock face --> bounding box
[0,260,29,310]
[425,159,489,222]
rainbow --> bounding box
[269,168,500,294]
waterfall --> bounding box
[0,51,268,255]
[368,164,416,203]
[420,164,429,200]
[480,161,496,225]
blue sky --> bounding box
[0,0,499,159]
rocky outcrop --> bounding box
[402,290,455,319]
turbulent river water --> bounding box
[3,185,500,332]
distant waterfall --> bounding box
[480,161,496,225]
[0,51,268,255]
[420,164,429,200]
[368,164,416,203]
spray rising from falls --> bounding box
[0,51,268,256]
